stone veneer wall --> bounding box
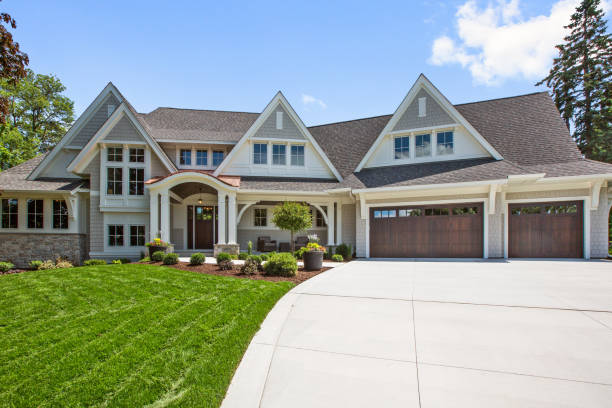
[590,187,611,258]
[0,233,88,268]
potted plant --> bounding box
[302,242,326,271]
[146,238,170,258]
[271,202,312,253]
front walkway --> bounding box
[222,259,612,407]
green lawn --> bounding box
[0,264,293,407]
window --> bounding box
[398,209,422,217]
[108,225,124,246]
[52,200,69,229]
[1,198,18,228]
[452,206,478,215]
[130,225,145,246]
[276,111,283,129]
[107,147,123,162]
[253,143,267,165]
[394,136,410,160]
[196,150,208,166]
[27,199,43,229]
[254,208,267,226]
[418,97,426,117]
[107,168,123,195]
[316,209,326,227]
[290,145,304,166]
[511,206,542,215]
[415,134,431,157]
[437,131,454,155]
[374,210,396,218]
[272,144,286,165]
[544,204,578,214]
[129,168,144,196]
[425,208,449,216]
[129,148,144,163]
[213,150,224,166]
[180,149,192,165]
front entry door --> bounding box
[187,206,217,249]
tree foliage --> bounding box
[272,202,313,252]
[0,4,28,123]
[0,123,37,170]
[537,0,612,163]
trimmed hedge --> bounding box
[83,259,107,266]
[216,253,231,263]
[238,252,249,260]
[334,243,352,261]
[162,253,179,265]
[151,251,165,262]
[29,260,43,270]
[264,253,298,277]
[0,262,14,272]
[190,253,205,265]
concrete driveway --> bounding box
[222,260,612,407]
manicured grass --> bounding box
[0,264,293,407]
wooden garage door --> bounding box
[369,203,483,258]
[509,201,583,258]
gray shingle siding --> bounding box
[392,89,454,131]
[70,94,120,147]
[253,105,305,140]
[103,116,144,142]
[341,204,356,250]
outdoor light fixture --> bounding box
[198,187,203,205]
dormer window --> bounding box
[437,131,454,155]
[253,143,267,165]
[394,136,410,160]
[213,150,224,166]
[415,134,431,157]
[179,149,192,165]
[107,147,123,162]
[272,144,286,165]
[290,145,305,166]
[196,150,208,166]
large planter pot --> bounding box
[148,245,168,258]
[303,250,324,271]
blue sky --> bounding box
[3,0,608,125]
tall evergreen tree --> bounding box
[537,0,612,163]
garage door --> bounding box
[369,203,483,258]
[509,201,583,258]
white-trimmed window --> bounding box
[272,144,286,165]
[290,145,305,166]
[394,136,410,159]
[253,143,267,165]
[108,225,124,246]
[107,168,123,195]
[130,225,145,246]
[212,150,224,166]
[52,200,69,229]
[179,149,192,165]
[254,208,267,227]
[415,134,431,157]
[436,131,454,155]
[129,168,144,196]
[107,147,123,162]
[1,198,18,229]
[129,148,144,163]
[27,199,44,229]
[196,150,208,166]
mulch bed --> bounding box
[0,269,28,275]
[167,262,332,284]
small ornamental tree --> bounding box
[272,202,312,252]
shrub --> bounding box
[139,257,151,263]
[29,260,43,270]
[84,259,106,266]
[55,259,73,269]
[323,250,331,260]
[238,252,249,260]
[162,253,179,265]
[260,253,269,262]
[331,254,344,262]
[120,258,132,264]
[190,252,205,265]
[0,262,14,272]
[230,254,238,260]
[335,243,352,261]
[218,259,233,271]
[247,255,263,270]
[294,247,306,260]
[38,260,56,270]
[216,252,231,263]
[240,258,258,275]
[151,251,165,262]
[264,252,298,277]
[112,259,122,264]
[247,240,253,255]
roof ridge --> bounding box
[145,107,259,115]
[309,114,392,129]
[454,91,549,107]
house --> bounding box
[0,74,610,267]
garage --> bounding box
[369,203,483,258]
[508,201,583,258]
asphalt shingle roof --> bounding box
[0,154,84,192]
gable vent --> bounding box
[276,111,283,130]
[418,97,426,117]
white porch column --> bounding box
[149,191,159,240]
[327,201,335,245]
[217,194,226,244]
[336,201,342,245]
[160,190,170,242]
[227,193,237,244]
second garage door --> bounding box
[369,203,483,258]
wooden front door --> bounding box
[509,201,583,258]
[187,205,217,249]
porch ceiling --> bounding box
[171,182,218,199]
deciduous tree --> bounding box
[0,4,28,123]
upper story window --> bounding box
[107,168,123,195]
[394,136,410,160]
[52,200,69,229]
[272,144,286,165]
[179,149,191,166]
[129,168,144,196]
[1,198,18,229]
[290,145,305,166]
[253,143,267,165]
[196,150,208,166]
[107,147,123,162]
[27,199,43,229]
[129,148,144,163]
[254,208,267,226]
[437,131,454,155]
[415,134,431,157]
[213,150,224,167]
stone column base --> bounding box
[214,243,240,257]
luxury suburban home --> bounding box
[0,74,610,266]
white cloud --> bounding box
[429,0,584,85]
[301,94,327,109]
